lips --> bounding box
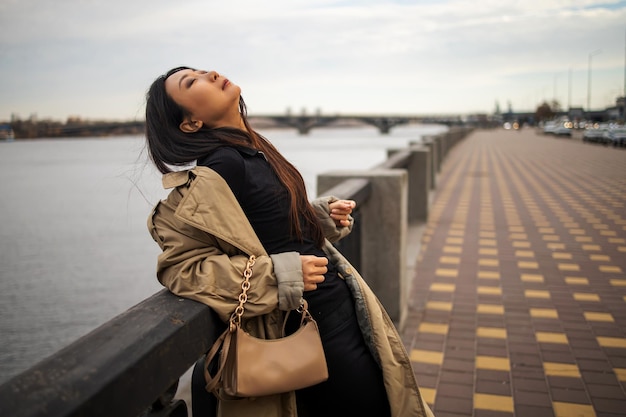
[222,79,230,90]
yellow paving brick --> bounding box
[615,368,626,382]
[619,246,626,252]
[510,233,528,240]
[530,308,558,318]
[478,259,499,267]
[479,248,498,255]
[558,263,580,271]
[609,238,625,244]
[576,236,593,242]
[525,290,551,299]
[478,271,500,280]
[518,261,539,269]
[611,279,626,286]
[478,286,502,295]
[477,304,504,314]
[426,301,452,311]
[553,402,596,417]
[538,227,555,234]
[418,323,449,335]
[600,230,617,236]
[565,277,589,285]
[474,393,514,413]
[582,244,601,251]
[521,274,544,283]
[410,349,444,364]
[515,250,535,258]
[564,222,579,228]
[597,336,626,348]
[479,239,497,246]
[479,231,496,238]
[476,356,511,371]
[569,229,586,235]
[448,229,465,236]
[599,265,623,273]
[440,256,460,264]
[552,252,573,260]
[593,223,608,229]
[443,246,462,254]
[445,237,464,245]
[573,293,600,302]
[543,235,560,241]
[543,362,581,377]
[512,241,531,248]
[435,268,458,278]
[477,327,507,339]
[590,254,610,262]
[430,283,455,292]
[419,388,436,405]
[584,312,614,322]
[509,226,525,232]
[547,243,566,250]
[536,332,568,344]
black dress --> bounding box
[198,146,391,417]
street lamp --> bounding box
[587,49,602,112]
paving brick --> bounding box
[436,382,474,399]
[512,378,550,393]
[586,383,626,400]
[512,390,552,407]
[550,387,591,404]
[513,405,555,417]
[591,398,626,414]
[439,370,475,385]
[433,395,473,415]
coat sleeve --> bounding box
[311,196,353,243]
[148,200,280,323]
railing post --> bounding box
[407,145,431,222]
[421,136,439,189]
[318,170,408,327]
[386,146,431,223]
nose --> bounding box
[207,71,219,81]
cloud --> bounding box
[0,0,624,120]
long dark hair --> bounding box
[145,66,324,248]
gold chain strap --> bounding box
[230,255,256,328]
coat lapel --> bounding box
[163,167,267,257]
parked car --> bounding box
[583,123,610,144]
[543,118,572,136]
[605,126,626,147]
[543,121,557,134]
[553,120,573,136]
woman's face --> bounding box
[165,69,243,132]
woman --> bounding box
[145,67,433,417]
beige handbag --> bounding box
[204,255,329,398]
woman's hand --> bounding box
[329,199,356,227]
[300,255,328,291]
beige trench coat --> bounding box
[148,166,434,417]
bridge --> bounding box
[249,112,466,134]
[11,113,469,138]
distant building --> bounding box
[0,124,15,141]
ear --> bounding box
[179,118,203,133]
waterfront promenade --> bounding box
[402,128,626,417]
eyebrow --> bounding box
[178,73,189,90]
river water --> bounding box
[0,124,446,383]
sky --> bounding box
[1,0,625,122]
